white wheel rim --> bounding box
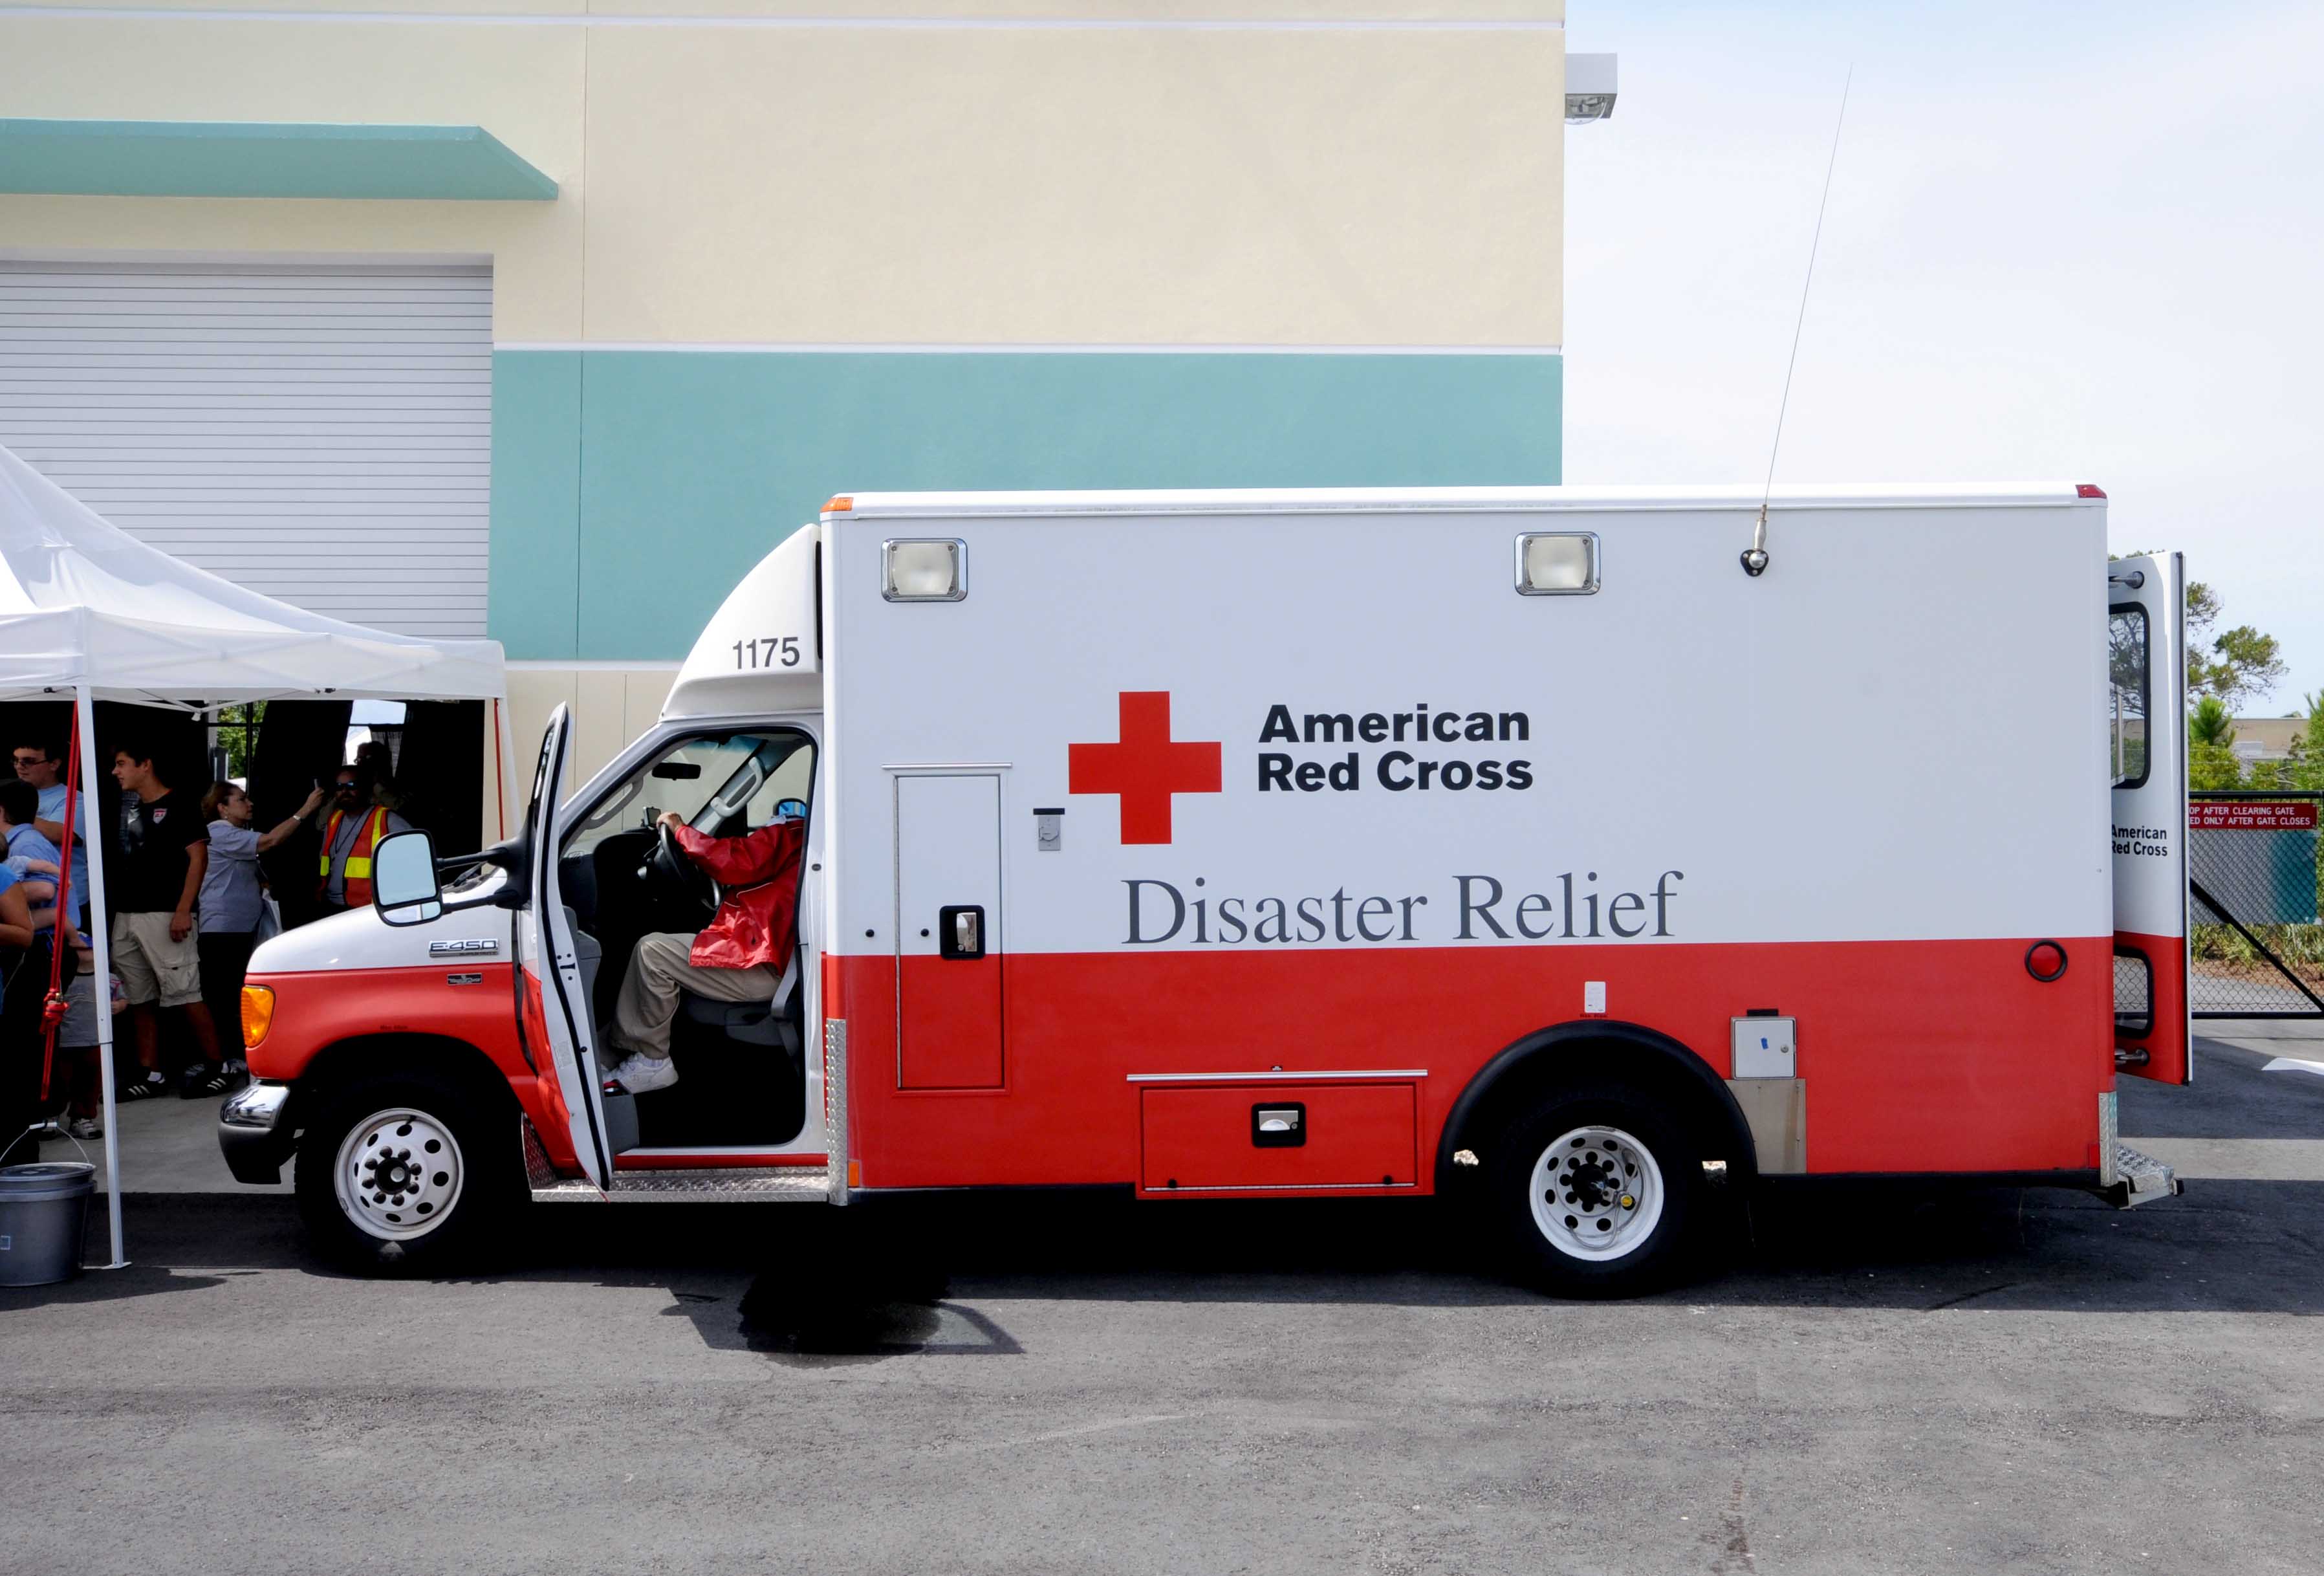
[1528,1124,1665,1262]
[334,1108,465,1243]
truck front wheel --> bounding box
[1486,1078,1708,1298]
[295,1070,516,1275]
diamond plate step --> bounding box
[532,1167,833,1203]
[2105,1143,2182,1209]
[521,1115,834,1203]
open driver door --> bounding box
[519,705,614,1185]
[2109,553,2191,1085]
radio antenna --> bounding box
[1743,65,1852,578]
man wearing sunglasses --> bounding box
[316,767,410,918]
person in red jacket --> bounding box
[600,805,806,1093]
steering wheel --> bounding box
[644,820,719,911]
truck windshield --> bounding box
[565,730,814,862]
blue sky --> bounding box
[1565,1,2323,715]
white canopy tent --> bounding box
[0,442,513,1268]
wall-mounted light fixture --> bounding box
[1566,54,1618,125]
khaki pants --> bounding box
[113,911,203,1009]
[606,932,780,1062]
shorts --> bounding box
[112,910,204,1009]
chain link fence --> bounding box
[2188,791,2324,1018]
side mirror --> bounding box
[371,829,443,926]
[774,798,809,823]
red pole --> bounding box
[36,707,83,1102]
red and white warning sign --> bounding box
[2191,801,2319,831]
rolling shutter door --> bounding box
[0,259,490,639]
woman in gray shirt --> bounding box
[201,780,323,1066]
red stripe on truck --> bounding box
[830,936,2114,1188]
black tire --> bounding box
[294,1068,519,1276]
[1484,1077,1708,1298]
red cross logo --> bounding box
[1068,691,1222,845]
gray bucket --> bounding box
[0,1162,95,1287]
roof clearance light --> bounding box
[883,538,967,602]
[823,494,854,513]
[1515,532,1601,596]
[2076,483,2107,499]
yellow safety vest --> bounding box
[318,805,391,904]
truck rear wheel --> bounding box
[1486,1078,1707,1298]
[295,1070,516,1275]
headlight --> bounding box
[240,985,276,1047]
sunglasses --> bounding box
[11,755,47,768]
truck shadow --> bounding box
[36,1164,2316,1340]
[882,1180,2322,1319]
[529,1173,2323,1341]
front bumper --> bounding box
[218,1080,297,1185]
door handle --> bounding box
[938,904,985,960]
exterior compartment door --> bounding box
[1139,1083,1419,1194]
[895,773,1005,1089]
[2110,553,2191,1085]
[519,705,613,1183]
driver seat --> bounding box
[677,950,800,1056]
[636,950,807,1148]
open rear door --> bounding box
[2109,553,2191,1084]
[519,705,613,1184]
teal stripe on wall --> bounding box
[487,351,584,661]
[490,349,1561,662]
[0,119,558,200]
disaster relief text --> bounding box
[1124,871,1684,946]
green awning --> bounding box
[0,119,558,201]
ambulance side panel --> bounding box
[822,501,2114,1189]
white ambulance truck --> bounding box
[224,484,2188,1295]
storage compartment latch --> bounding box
[1252,1103,1305,1148]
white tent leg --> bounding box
[75,684,127,1269]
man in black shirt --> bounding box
[109,744,231,1100]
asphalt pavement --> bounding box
[3,1031,2319,1575]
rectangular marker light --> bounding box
[883,538,967,602]
[1515,532,1600,595]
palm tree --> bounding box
[2189,696,2237,747]
[2189,696,2241,790]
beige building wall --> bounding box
[1,1,1565,348]
[0,16,588,339]
[490,666,678,827]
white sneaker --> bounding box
[605,1051,679,1094]
[67,1115,102,1141]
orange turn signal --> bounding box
[822,494,853,514]
[240,984,276,1047]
